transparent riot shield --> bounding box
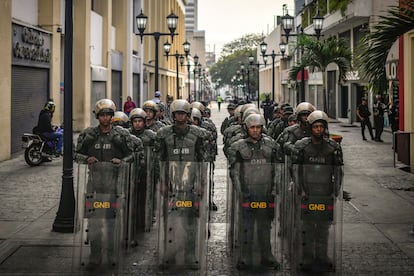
[290,164,343,273]
[278,155,296,270]
[232,162,281,271]
[125,153,139,248]
[226,160,238,253]
[157,161,210,273]
[145,146,156,232]
[73,162,130,275]
[131,146,156,235]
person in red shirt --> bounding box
[123,96,137,116]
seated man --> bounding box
[37,101,63,156]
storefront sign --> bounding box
[385,60,398,80]
[12,23,51,67]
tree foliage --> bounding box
[289,35,352,82]
[356,0,414,93]
[289,35,352,112]
[220,33,265,57]
[209,33,264,90]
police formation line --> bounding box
[71,97,343,275]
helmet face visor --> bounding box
[97,109,114,117]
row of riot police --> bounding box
[221,101,344,273]
[72,98,217,275]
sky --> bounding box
[198,0,294,56]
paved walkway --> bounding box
[0,102,413,275]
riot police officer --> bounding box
[270,105,294,140]
[291,110,343,272]
[220,103,237,135]
[143,100,164,132]
[155,99,210,269]
[129,108,157,233]
[277,102,315,156]
[228,113,280,269]
[74,99,135,269]
[112,111,130,128]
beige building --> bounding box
[0,0,188,161]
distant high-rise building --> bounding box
[185,0,198,32]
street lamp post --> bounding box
[240,64,247,101]
[53,0,74,233]
[248,55,266,108]
[163,40,190,99]
[281,5,324,105]
[260,41,286,102]
[194,63,202,101]
[136,9,178,93]
[179,54,198,102]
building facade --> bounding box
[261,0,414,171]
[0,0,187,161]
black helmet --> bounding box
[282,105,294,115]
[43,101,55,113]
[227,103,237,110]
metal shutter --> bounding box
[133,73,141,106]
[11,66,48,154]
[111,71,122,111]
[90,81,107,127]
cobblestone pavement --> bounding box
[0,102,413,275]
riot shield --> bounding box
[290,164,343,273]
[124,150,141,248]
[232,162,281,271]
[226,160,238,253]
[278,155,295,269]
[132,146,156,234]
[145,146,156,232]
[157,161,210,273]
[73,162,130,275]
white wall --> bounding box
[90,11,103,65]
[12,0,38,25]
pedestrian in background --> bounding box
[152,90,162,104]
[216,95,223,112]
[389,99,399,133]
[260,93,275,123]
[37,100,63,156]
[373,94,386,142]
[356,97,374,141]
[123,96,136,116]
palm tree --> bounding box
[289,35,352,113]
[356,0,414,93]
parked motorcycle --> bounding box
[22,127,63,166]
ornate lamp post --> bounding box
[52,0,75,233]
[260,41,286,102]
[136,9,178,92]
[163,40,190,99]
[240,64,247,101]
[180,54,198,102]
[193,63,202,101]
[249,55,266,108]
[281,5,324,104]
